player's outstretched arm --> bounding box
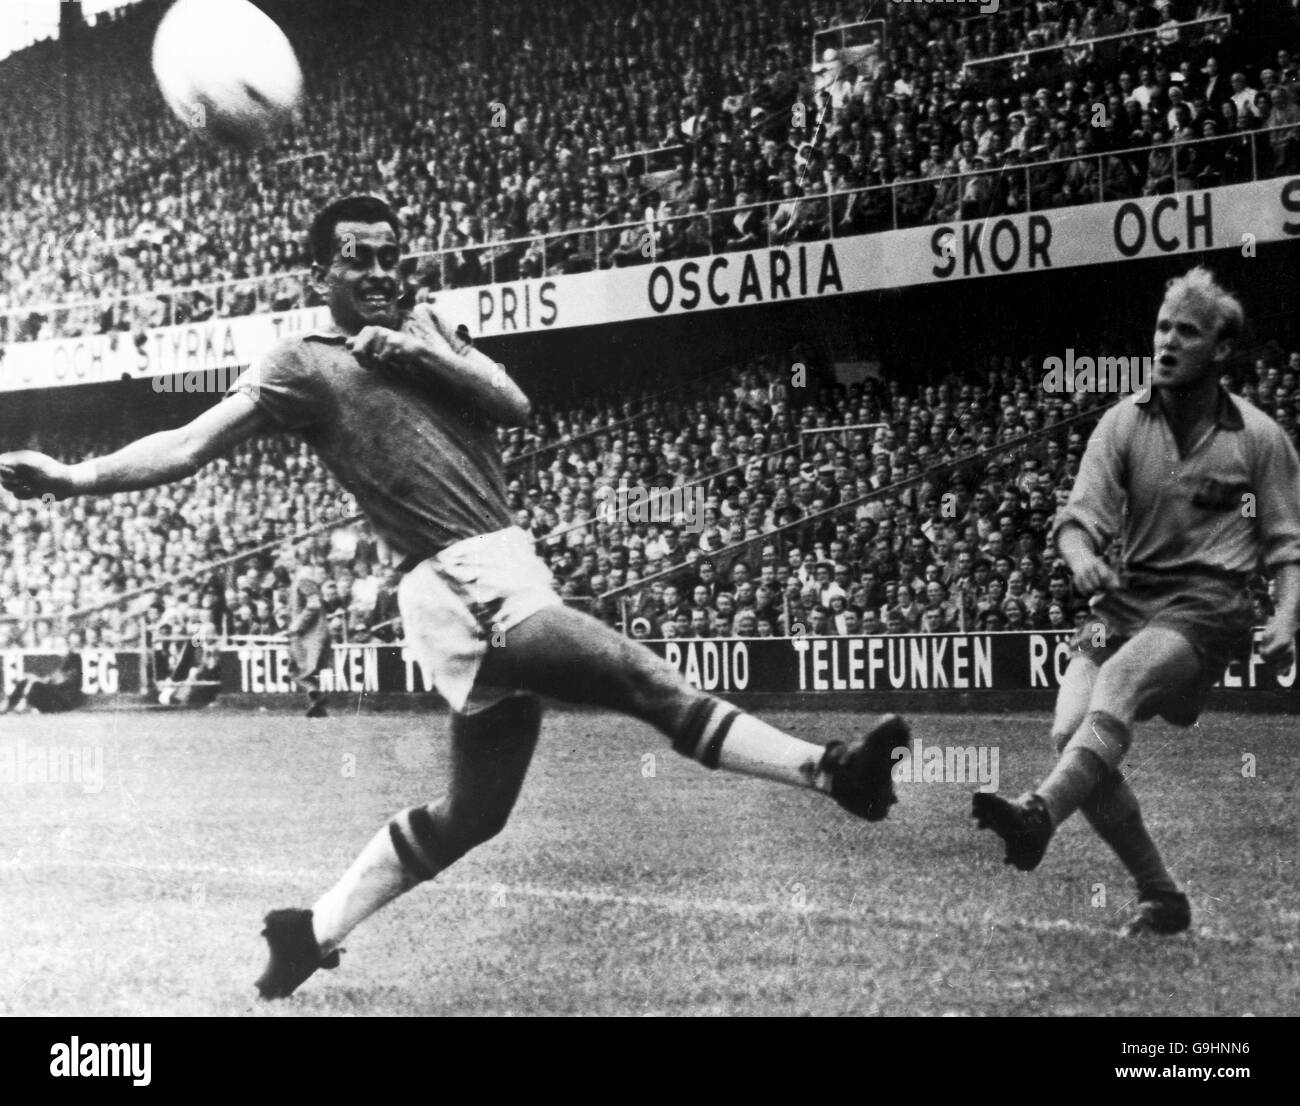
[0,393,269,501]
[347,303,531,426]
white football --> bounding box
[152,0,303,150]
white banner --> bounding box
[0,305,333,394]
[433,176,1300,335]
[4,177,1297,392]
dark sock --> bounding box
[1081,771,1178,898]
[312,800,489,954]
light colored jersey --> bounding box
[229,309,512,561]
[1054,390,1300,576]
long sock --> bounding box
[671,697,828,789]
[1037,711,1132,826]
[1036,748,1108,827]
[311,806,441,955]
[1081,771,1178,898]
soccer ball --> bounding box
[152,0,303,150]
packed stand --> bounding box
[0,0,1293,342]
[3,340,1296,650]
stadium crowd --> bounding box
[3,336,1295,651]
[0,0,1294,342]
[1,0,1297,651]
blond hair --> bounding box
[1164,266,1244,342]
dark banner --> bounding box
[1,631,1296,702]
[0,648,144,697]
[644,631,1297,695]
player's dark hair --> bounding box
[308,195,401,266]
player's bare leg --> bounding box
[478,604,910,817]
[256,695,541,998]
[257,600,911,999]
[1050,653,1097,742]
[975,628,1196,906]
[1057,654,1184,928]
[987,652,1185,930]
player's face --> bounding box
[1152,292,1231,391]
[317,220,402,333]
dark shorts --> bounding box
[1070,570,1255,726]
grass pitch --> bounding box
[1,706,1296,1016]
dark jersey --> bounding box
[229,306,512,560]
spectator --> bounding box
[1265,85,1300,175]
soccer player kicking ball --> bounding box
[973,267,1300,935]
[0,195,909,998]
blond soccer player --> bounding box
[973,267,1300,935]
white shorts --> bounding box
[398,526,560,714]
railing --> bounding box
[962,14,1234,77]
[801,422,889,456]
[601,399,1113,616]
[3,119,1295,344]
[811,17,886,70]
[959,0,1036,28]
[0,349,779,639]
